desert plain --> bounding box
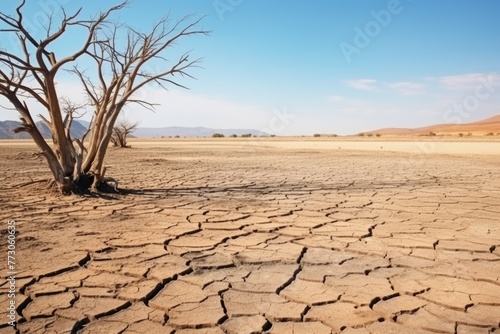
[0,137,500,334]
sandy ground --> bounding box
[0,138,499,334]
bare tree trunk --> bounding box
[90,110,122,187]
[8,95,67,190]
[45,78,76,176]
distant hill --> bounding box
[0,120,268,139]
[365,115,500,136]
[132,126,269,138]
[0,120,87,139]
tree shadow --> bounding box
[114,176,440,199]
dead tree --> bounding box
[0,1,208,194]
[111,119,139,148]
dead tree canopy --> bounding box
[0,0,209,194]
[111,119,140,148]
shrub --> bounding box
[230,134,237,138]
[212,133,225,138]
[429,132,437,136]
[241,133,252,138]
[367,133,373,137]
[313,133,321,137]
[174,135,180,138]
[486,132,494,136]
[458,133,464,137]
[358,133,365,137]
[375,133,381,137]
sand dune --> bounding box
[368,114,500,136]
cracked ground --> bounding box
[0,139,499,334]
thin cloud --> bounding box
[388,81,426,96]
[49,79,272,129]
[128,88,271,129]
[328,95,345,103]
[345,79,377,90]
[438,72,500,90]
[328,95,377,116]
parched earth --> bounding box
[0,140,499,334]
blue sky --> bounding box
[1,0,499,135]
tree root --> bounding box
[12,178,50,188]
[11,173,120,196]
[102,177,118,191]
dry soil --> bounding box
[0,138,499,334]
